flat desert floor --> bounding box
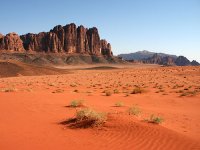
[0,65,200,150]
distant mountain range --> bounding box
[118,50,199,66]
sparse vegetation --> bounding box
[180,90,197,97]
[70,83,77,87]
[113,89,119,94]
[105,90,112,96]
[0,88,16,92]
[131,87,143,94]
[125,93,130,97]
[128,106,141,116]
[145,114,164,124]
[52,89,64,93]
[73,89,79,93]
[115,101,124,107]
[48,83,55,86]
[75,108,107,127]
[70,100,84,107]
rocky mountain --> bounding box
[144,54,176,66]
[0,23,112,57]
[119,51,199,66]
[174,56,191,66]
[144,54,200,66]
[118,50,177,60]
[191,60,200,66]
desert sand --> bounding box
[0,63,200,150]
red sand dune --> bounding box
[0,65,200,150]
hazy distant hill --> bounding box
[118,50,177,60]
[118,50,199,66]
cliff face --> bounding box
[0,23,112,57]
[100,40,113,56]
[119,51,199,66]
[191,60,200,66]
[0,33,24,51]
[144,54,176,66]
[175,56,191,66]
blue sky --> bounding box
[0,0,200,61]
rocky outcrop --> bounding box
[175,56,191,66]
[162,56,176,66]
[145,53,163,64]
[0,33,24,51]
[191,60,200,66]
[144,55,199,66]
[86,27,101,55]
[118,50,177,61]
[0,33,4,50]
[0,23,112,57]
[145,54,176,66]
[119,51,199,66]
[100,40,112,56]
[76,25,89,54]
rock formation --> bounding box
[100,40,112,56]
[191,60,200,66]
[0,23,112,57]
[119,51,199,66]
[175,56,191,66]
[0,32,24,51]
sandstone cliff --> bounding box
[0,23,112,57]
[0,32,24,51]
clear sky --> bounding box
[0,0,200,61]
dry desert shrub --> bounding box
[180,90,197,97]
[70,100,84,107]
[52,89,64,93]
[145,114,164,124]
[113,89,119,94]
[70,83,77,87]
[73,89,79,93]
[128,106,141,116]
[131,87,143,94]
[64,108,107,128]
[48,83,55,86]
[115,101,124,107]
[102,90,112,96]
[0,88,17,92]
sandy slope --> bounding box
[0,66,200,150]
[0,60,70,78]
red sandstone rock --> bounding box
[77,25,89,53]
[1,23,113,57]
[86,27,101,55]
[100,40,113,56]
[0,32,24,51]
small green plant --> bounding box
[70,100,84,107]
[146,114,164,124]
[131,87,143,94]
[75,108,107,127]
[115,101,124,107]
[128,106,141,116]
